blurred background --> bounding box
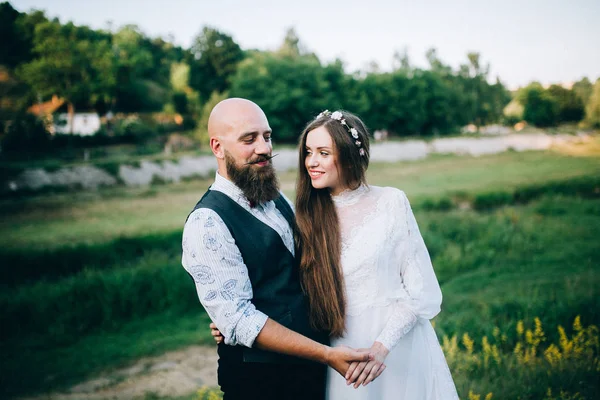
[1,1,599,399]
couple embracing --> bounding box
[182,98,458,400]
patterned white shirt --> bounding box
[181,172,295,347]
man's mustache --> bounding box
[244,153,279,165]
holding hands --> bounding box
[208,323,387,386]
[345,341,389,388]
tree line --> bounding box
[1,1,599,155]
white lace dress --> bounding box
[326,185,459,400]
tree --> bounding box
[425,48,452,76]
[519,83,559,127]
[17,20,116,132]
[547,84,585,123]
[189,27,244,102]
[0,2,31,68]
[392,47,411,74]
[277,27,304,58]
[169,61,201,117]
[572,77,593,106]
[455,53,509,128]
[229,52,350,142]
[584,79,600,129]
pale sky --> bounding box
[10,0,600,89]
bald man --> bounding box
[182,99,370,400]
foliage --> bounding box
[444,316,599,399]
[547,84,585,123]
[584,79,600,129]
[196,387,223,400]
[189,27,244,102]
[572,77,593,106]
[0,111,51,152]
[519,83,560,127]
[17,19,116,122]
[230,52,350,142]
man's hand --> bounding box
[345,342,388,388]
[324,345,372,378]
[209,322,224,344]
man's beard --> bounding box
[225,151,280,206]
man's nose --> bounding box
[255,136,271,155]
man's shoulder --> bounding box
[278,191,295,213]
[185,207,225,231]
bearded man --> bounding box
[181,98,370,400]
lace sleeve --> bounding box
[376,190,443,351]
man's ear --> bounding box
[210,137,225,159]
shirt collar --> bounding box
[211,172,275,211]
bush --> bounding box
[0,112,51,154]
[473,191,513,211]
[0,257,198,340]
[444,316,600,399]
[114,118,159,144]
[0,231,183,286]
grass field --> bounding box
[1,139,599,399]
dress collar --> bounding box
[331,184,369,206]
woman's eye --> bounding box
[321,152,329,156]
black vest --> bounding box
[188,189,329,363]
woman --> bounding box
[295,110,458,399]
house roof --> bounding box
[28,95,65,117]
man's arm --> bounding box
[254,319,371,377]
[183,208,268,347]
[184,208,370,376]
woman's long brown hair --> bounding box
[295,111,370,337]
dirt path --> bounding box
[20,345,219,400]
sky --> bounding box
[10,0,600,89]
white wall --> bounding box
[54,113,101,136]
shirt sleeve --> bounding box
[182,208,268,347]
[376,191,443,351]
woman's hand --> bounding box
[210,322,224,344]
[345,342,389,388]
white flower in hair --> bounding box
[331,111,343,120]
[350,128,359,139]
[317,110,330,119]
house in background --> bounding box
[27,95,64,134]
[53,112,101,136]
[28,95,101,136]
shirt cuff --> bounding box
[226,310,269,348]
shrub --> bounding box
[0,112,51,154]
[473,191,513,211]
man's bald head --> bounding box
[208,98,268,140]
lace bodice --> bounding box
[333,185,443,351]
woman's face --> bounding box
[304,126,345,195]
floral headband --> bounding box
[317,110,366,156]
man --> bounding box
[182,98,370,400]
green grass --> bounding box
[1,144,599,399]
[1,312,213,398]
[1,148,599,251]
